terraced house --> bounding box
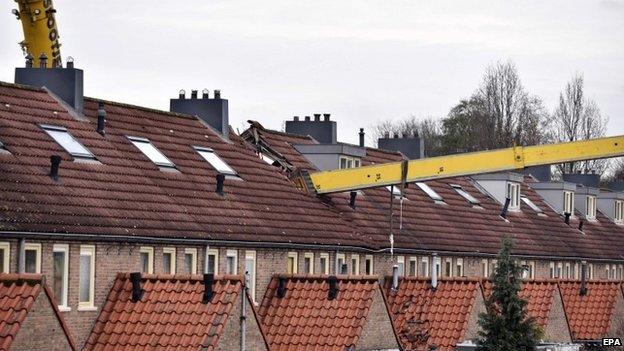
[0,61,624,350]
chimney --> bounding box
[130,272,143,302]
[49,155,61,181]
[607,181,624,192]
[215,174,225,195]
[563,173,600,188]
[500,197,511,219]
[391,265,399,290]
[170,88,229,138]
[580,261,587,296]
[97,102,106,135]
[359,128,365,147]
[203,273,215,303]
[285,114,337,144]
[277,277,287,298]
[15,57,84,114]
[328,276,338,300]
[377,132,424,160]
[349,191,357,209]
[431,254,438,289]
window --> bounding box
[0,242,9,273]
[206,249,218,274]
[396,256,405,276]
[606,265,610,279]
[303,252,314,274]
[455,258,464,277]
[24,243,41,274]
[128,136,175,168]
[586,195,597,220]
[489,259,498,276]
[563,191,575,215]
[260,153,275,165]
[556,262,563,278]
[226,250,238,274]
[574,262,579,279]
[506,182,521,210]
[351,255,360,275]
[521,196,543,214]
[162,247,176,274]
[365,255,374,275]
[549,262,555,278]
[53,244,69,310]
[42,125,94,159]
[564,262,571,278]
[287,252,298,274]
[139,247,154,274]
[450,184,480,205]
[420,257,430,277]
[245,251,256,301]
[337,253,347,274]
[615,200,624,223]
[434,257,442,278]
[79,245,95,309]
[339,156,360,169]
[408,257,418,276]
[195,147,237,175]
[416,182,444,202]
[618,265,623,280]
[588,263,594,279]
[527,261,535,279]
[386,186,402,197]
[184,248,197,274]
[481,259,489,277]
[320,253,330,274]
[444,258,452,277]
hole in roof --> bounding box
[521,196,543,214]
[127,136,175,168]
[41,125,95,159]
[194,146,237,176]
[450,184,480,205]
[416,182,444,202]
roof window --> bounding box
[194,147,237,175]
[127,136,175,168]
[41,125,95,159]
[386,185,403,198]
[450,184,480,205]
[521,196,543,214]
[416,182,444,202]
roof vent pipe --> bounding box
[349,191,357,209]
[391,265,399,291]
[203,273,215,303]
[25,54,33,68]
[313,114,321,121]
[49,155,61,181]
[359,128,365,147]
[178,89,185,99]
[202,89,209,99]
[191,90,198,99]
[39,53,48,68]
[431,254,438,290]
[328,276,338,300]
[214,90,221,99]
[578,219,584,231]
[130,272,143,302]
[97,102,106,135]
[323,113,330,121]
[66,56,74,69]
[564,212,571,225]
[293,116,299,122]
[580,261,587,296]
[216,174,225,195]
[304,116,310,121]
[277,277,287,298]
[500,197,510,219]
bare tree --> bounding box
[371,116,443,157]
[550,73,609,174]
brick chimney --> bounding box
[285,114,337,144]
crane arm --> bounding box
[307,135,624,194]
[12,0,62,67]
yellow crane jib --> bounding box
[12,0,62,67]
[308,135,624,194]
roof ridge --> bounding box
[84,96,196,120]
[387,276,482,283]
[259,128,317,142]
[0,80,45,92]
[0,273,44,283]
[115,272,244,282]
[273,274,380,282]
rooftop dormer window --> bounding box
[339,156,360,169]
[450,184,480,205]
[127,136,175,168]
[563,190,575,215]
[585,195,597,220]
[506,182,521,211]
[615,200,624,224]
[194,146,237,176]
[416,182,444,202]
[42,125,95,159]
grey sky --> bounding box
[1,0,623,145]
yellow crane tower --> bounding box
[11,0,62,67]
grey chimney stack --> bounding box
[203,274,215,303]
[49,155,61,181]
[285,113,338,144]
[170,89,229,138]
[359,128,365,147]
[277,277,287,298]
[130,272,143,302]
[431,254,438,289]
[378,131,425,160]
[328,276,338,300]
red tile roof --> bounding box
[559,280,623,341]
[85,273,263,350]
[0,273,76,351]
[383,277,481,351]
[0,81,363,248]
[257,274,386,350]
[482,279,560,329]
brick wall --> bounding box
[215,293,267,351]
[357,286,400,350]
[464,284,486,342]
[10,290,73,351]
[546,288,572,343]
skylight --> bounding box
[521,196,543,213]
[41,125,94,159]
[386,185,402,197]
[194,146,237,175]
[416,182,443,201]
[127,136,175,168]
[450,184,480,205]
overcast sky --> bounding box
[1,0,622,145]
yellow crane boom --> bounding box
[12,0,62,67]
[308,135,624,194]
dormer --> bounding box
[574,186,600,221]
[597,190,624,224]
[293,143,365,171]
[529,181,577,216]
[472,172,524,211]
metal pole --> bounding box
[241,271,249,351]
